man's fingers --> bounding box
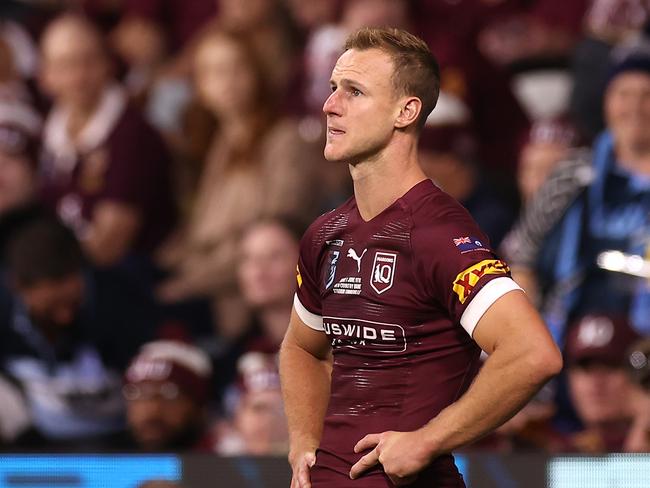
[349,447,380,479]
[354,432,382,453]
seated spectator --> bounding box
[193,217,304,403]
[215,352,288,455]
[564,314,643,452]
[501,51,650,340]
[0,217,156,448]
[123,340,214,452]
[0,101,40,216]
[237,217,303,351]
[38,14,175,269]
[156,29,323,337]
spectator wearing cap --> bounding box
[124,340,214,452]
[564,314,643,452]
[215,352,288,455]
[38,14,175,271]
[501,50,650,340]
[0,101,40,216]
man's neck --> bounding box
[349,137,427,221]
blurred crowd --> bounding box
[0,0,649,456]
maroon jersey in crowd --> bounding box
[295,179,520,487]
[39,85,175,256]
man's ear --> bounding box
[395,97,422,129]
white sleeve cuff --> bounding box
[293,294,324,331]
[460,277,523,337]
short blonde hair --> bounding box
[344,27,440,130]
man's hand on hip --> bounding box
[350,429,435,486]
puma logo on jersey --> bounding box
[346,248,367,273]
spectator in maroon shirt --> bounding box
[38,14,175,269]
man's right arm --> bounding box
[279,306,332,488]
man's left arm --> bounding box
[350,289,562,485]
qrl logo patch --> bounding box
[453,259,510,304]
[371,251,397,294]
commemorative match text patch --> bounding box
[452,259,510,304]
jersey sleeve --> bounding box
[294,225,324,331]
[414,199,521,337]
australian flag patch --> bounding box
[453,236,490,254]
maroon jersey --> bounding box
[39,85,175,256]
[295,179,520,487]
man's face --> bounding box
[41,23,109,110]
[568,361,634,426]
[238,223,299,308]
[323,48,401,164]
[605,72,650,154]
[126,381,201,451]
[17,273,84,329]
